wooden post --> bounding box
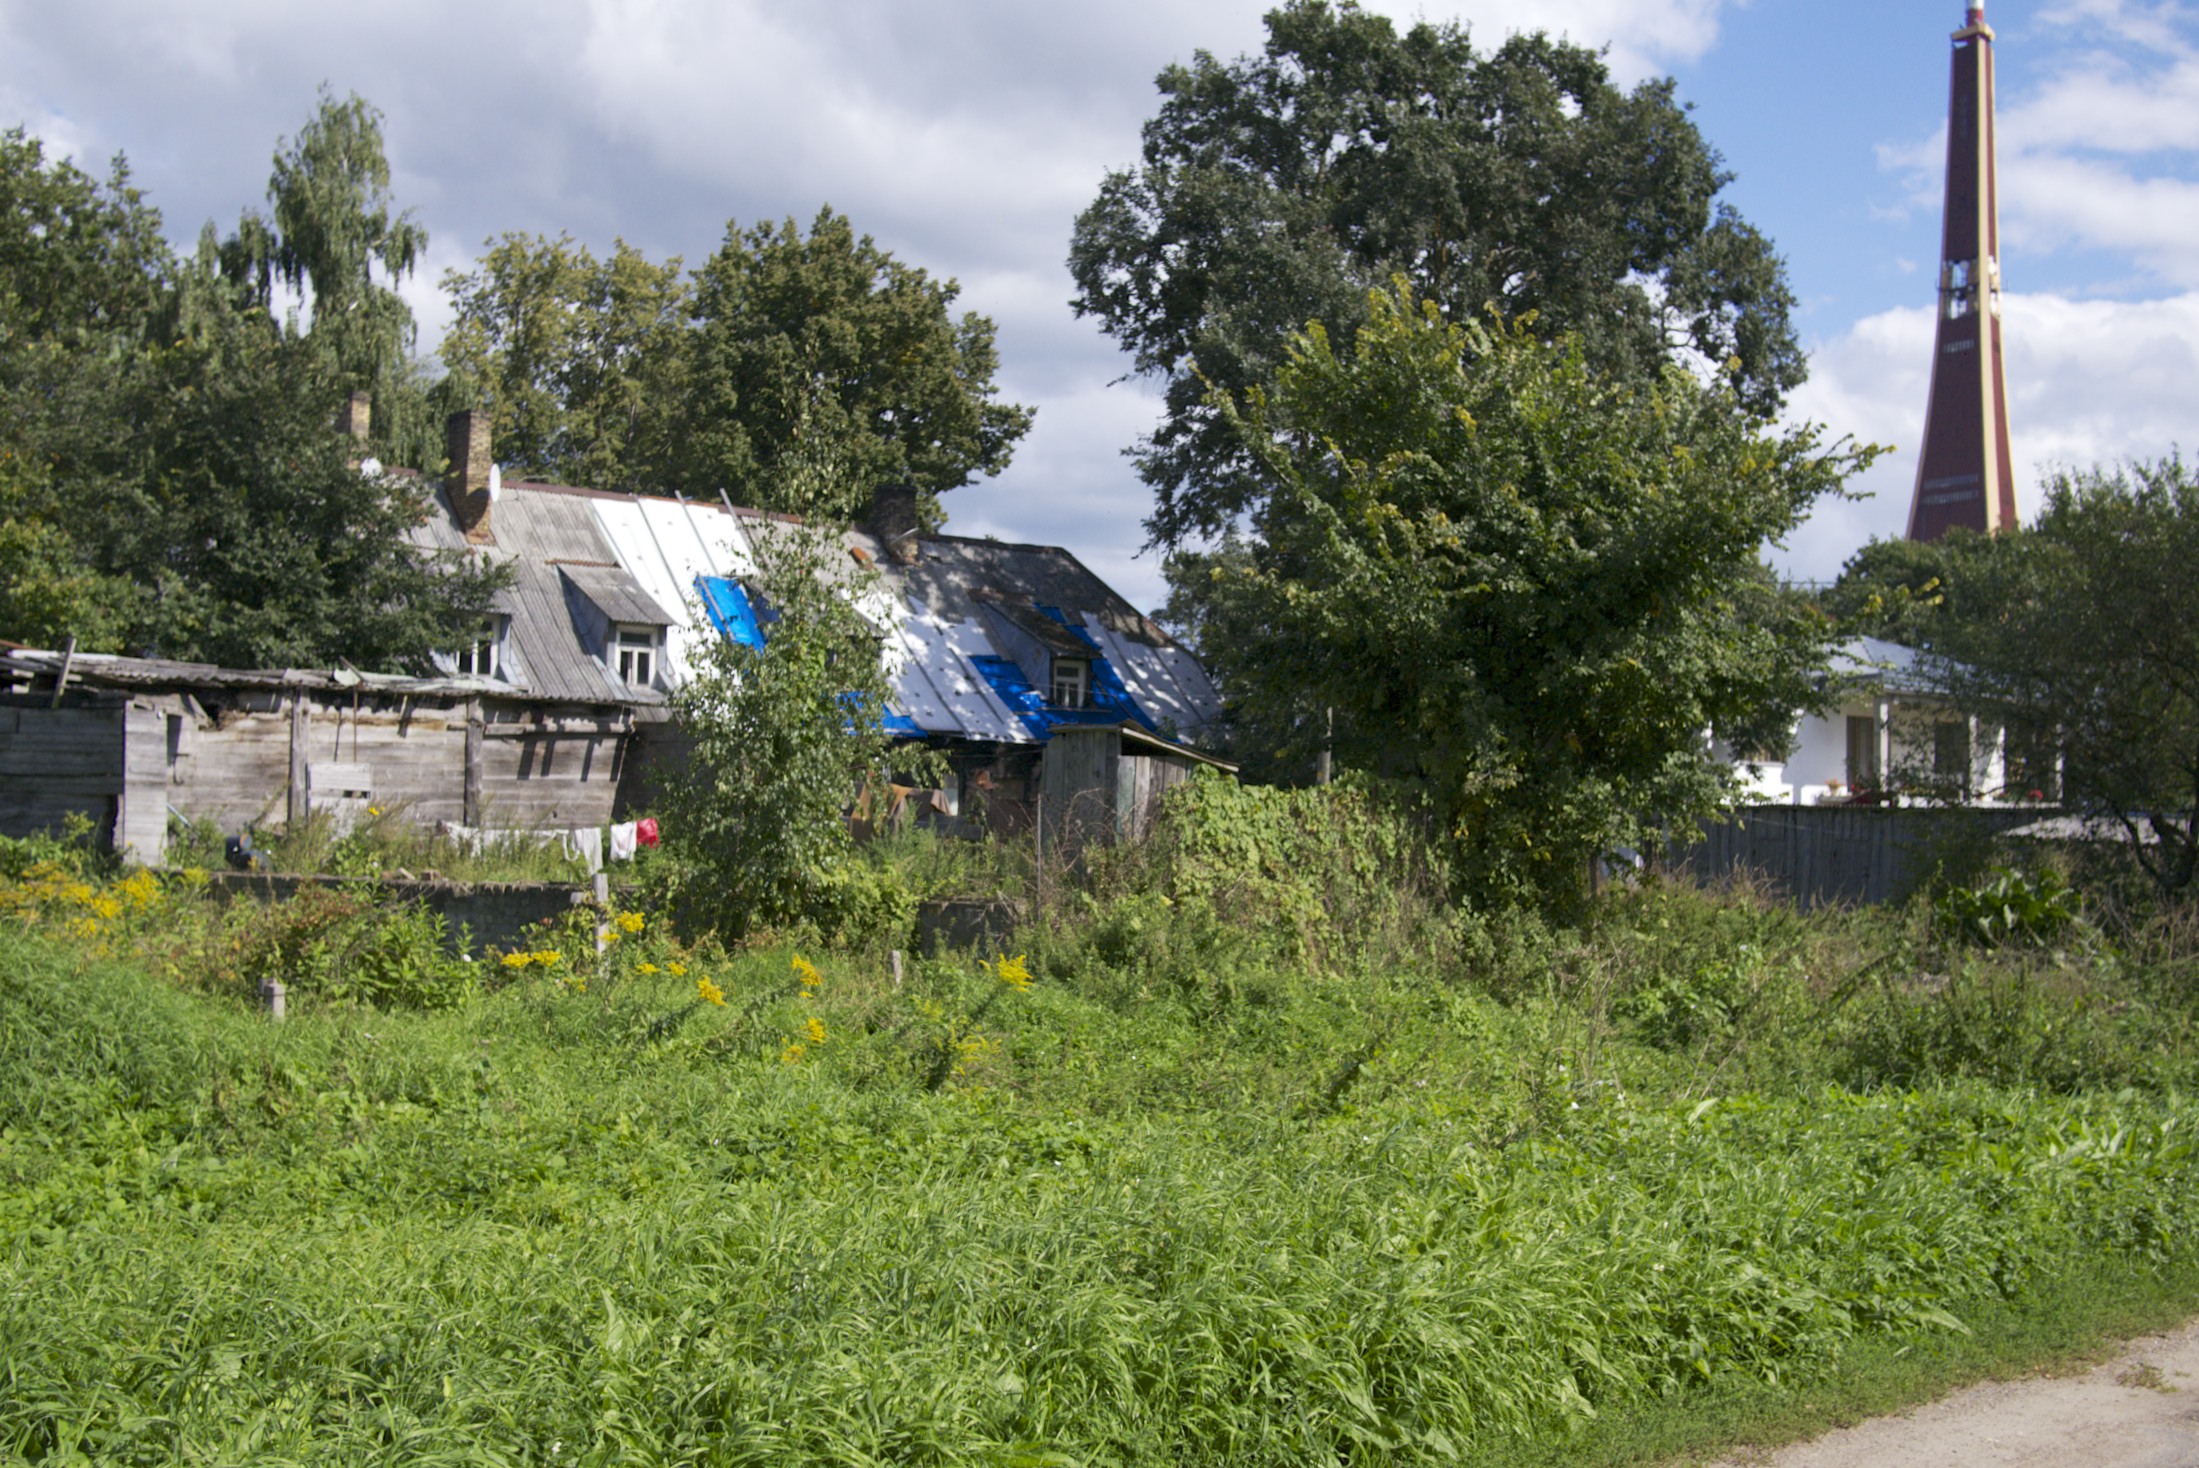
[890,949,904,990]
[464,699,484,828]
[1033,791,1045,924]
[48,635,76,710]
[593,871,610,956]
[260,978,286,1020]
[287,692,309,828]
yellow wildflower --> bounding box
[90,895,123,922]
[667,960,686,977]
[616,911,645,934]
[500,952,533,969]
[534,950,563,966]
[987,953,1033,993]
[781,1041,807,1064]
[697,977,726,1007]
[802,1016,828,1045]
[367,806,382,817]
[792,955,822,990]
[638,962,658,975]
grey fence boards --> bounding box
[1676,804,2049,908]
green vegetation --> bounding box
[1167,287,1869,909]
[1071,0,1805,549]
[6,778,2199,1464]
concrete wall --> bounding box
[197,871,612,954]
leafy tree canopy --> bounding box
[0,109,500,668]
[1928,461,2199,899]
[439,209,1034,526]
[1071,0,1804,548]
[1821,532,2004,648]
[1175,283,1865,911]
[440,232,692,492]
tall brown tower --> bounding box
[1907,2,2019,542]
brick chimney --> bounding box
[446,410,495,544]
[339,391,371,448]
[869,482,920,565]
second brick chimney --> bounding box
[446,410,495,544]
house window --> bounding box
[1050,658,1089,709]
[615,625,658,687]
[1845,714,1879,789]
[455,616,508,680]
[1933,720,1970,794]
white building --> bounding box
[1725,637,2044,807]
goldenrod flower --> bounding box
[987,954,1033,992]
[667,960,687,977]
[792,955,822,990]
[500,952,533,969]
[697,977,726,1007]
[534,950,563,966]
[638,962,658,975]
[616,911,645,934]
[781,1041,807,1064]
[802,1016,828,1045]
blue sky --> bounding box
[5,0,2194,608]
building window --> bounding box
[1050,658,1089,709]
[454,615,508,680]
[1845,714,1879,789]
[616,625,658,686]
[1934,720,1970,794]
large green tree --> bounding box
[678,209,1033,524]
[1071,0,1804,548]
[1180,284,1865,910]
[439,233,692,491]
[0,115,500,668]
[1929,461,2199,899]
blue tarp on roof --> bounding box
[969,652,1147,741]
[695,575,765,648]
[1035,606,1156,731]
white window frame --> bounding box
[615,624,659,687]
[1050,657,1089,709]
[455,615,509,680]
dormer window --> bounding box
[615,625,659,687]
[454,615,509,680]
[1050,657,1089,709]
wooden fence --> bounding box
[1673,804,2051,909]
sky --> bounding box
[5,0,2196,610]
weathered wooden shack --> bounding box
[0,652,635,865]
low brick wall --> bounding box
[188,871,615,954]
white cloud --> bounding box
[1775,289,2199,580]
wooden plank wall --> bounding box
[0,701,128,849]
[1676,805,2050,909]
[169,695,626,835]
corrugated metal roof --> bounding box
[412,476,1221,745]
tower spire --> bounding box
[1906,0,2018,541]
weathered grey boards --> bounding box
[1037,722,1237,850]
[0,685,635,865]
[0,698,167,861]
[1676,804,2053,908]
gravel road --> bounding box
[1703,1317,2199,1467]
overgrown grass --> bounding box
[6,849,2199,1463]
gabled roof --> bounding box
[1826,637,1939,696]
[407,469,1222,749]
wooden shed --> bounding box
[1038,722,1238,851]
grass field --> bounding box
[5,841,2199,1465]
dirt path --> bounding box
[1704,1318,2199,1467]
